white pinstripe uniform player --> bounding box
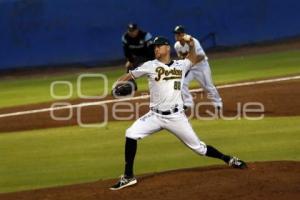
[173,25,223,110]
[110,36,246,190]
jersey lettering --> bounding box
[154,67,182,81]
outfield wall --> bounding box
[0,0,300,70]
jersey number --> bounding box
[174,81,181,90]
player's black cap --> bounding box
[127,23,138,32]
[173,25,185,34]
[152,36,170,46]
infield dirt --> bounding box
[0,78,299,133]
[0,161,299,200]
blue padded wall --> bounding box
[0,0,299,70]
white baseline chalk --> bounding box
[0,75,299,119]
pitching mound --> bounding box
[1,161,299,200]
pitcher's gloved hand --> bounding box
[112,79,137,98]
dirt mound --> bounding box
[0,161,299,200]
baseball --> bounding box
[183,34,192,41]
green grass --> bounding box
[0,116,299,193]
[0,71,124,108]
[0,50,300,108]
[211,50,300,83]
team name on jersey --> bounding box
[154,66,182,81]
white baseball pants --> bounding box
[182,61,222,108]
[126,110,207,155]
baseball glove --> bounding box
[112,79,137,98]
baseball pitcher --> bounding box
[110,35,246,191]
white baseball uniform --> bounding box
[174,38,222,108]
[127,59,207,155]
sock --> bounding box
[124,137,137,177]
[205,145,231,163]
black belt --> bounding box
[151,107,179,115]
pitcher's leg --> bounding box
[165,113,242,166]
[111,112,163,190]
[124,137,137,177]
[165,114,207,155]
[126,111,162,140]
[124,112,162,177]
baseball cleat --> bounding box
[110,175,137,190]
[228,157,247,169]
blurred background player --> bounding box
[121,23,155,90]
[173,25,223,110]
